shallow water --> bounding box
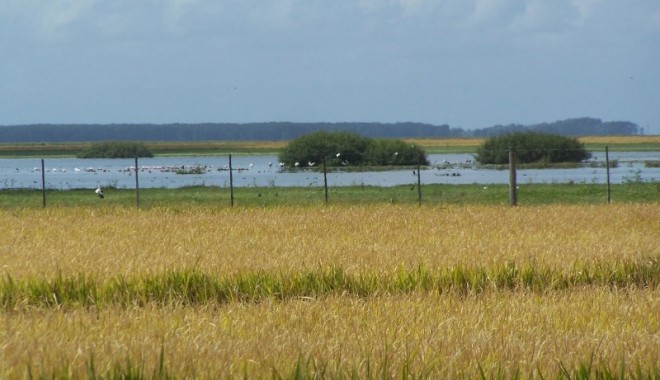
[0,153,658,190]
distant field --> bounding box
[1,204,658,378]
[0,135,658,157]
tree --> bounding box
[278,131,428,168]
[77,141,153,158]
[475,132,591,164]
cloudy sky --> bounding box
[1,0,659,133]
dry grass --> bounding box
[1,290,657,378]
[1,204,657,280]
[146,140,288,151]
[578,135,660,144]
[0,204,658,378]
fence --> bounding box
[2,147,658,208]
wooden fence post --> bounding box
[323,157,328,206]
[135,157,140,208]
[605,146,611,203]
[41,159,46,208]
[509,148,517,206]
[229,154,234,207]
[417,159,422,205]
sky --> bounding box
[1,0,659,134]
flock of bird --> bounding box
[20,156,477,199]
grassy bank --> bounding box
[0,135,658,157]
[1,182,658,209]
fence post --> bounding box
[134,157,140,208]
[323,157,328,206]
[229,154,234,207]
[41,159,46,208]
[416,159,422,205]
[605,145,611,203]
[509,148,517,206]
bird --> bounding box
[95,186,104,199]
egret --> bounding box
[95,186,104,199]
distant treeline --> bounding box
[0,118,640,143]
[472,118,640,137]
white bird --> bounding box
[95,186,104,199]
[336,153,341,158]
[295,162,300,167]
[308,161,315,167]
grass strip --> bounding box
[2,259,657,309]
[1,183,659,208]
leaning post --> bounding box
[509,148,517,206]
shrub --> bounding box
[475,132,591,164]
[366,139,427,166]
[278,131,427,167]
[77,142,153,159]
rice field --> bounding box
[1,204,658,378]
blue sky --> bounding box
[1,0,659,133]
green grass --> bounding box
[2,259,657,309]
[584,142,660,152]
[1,183,658,209]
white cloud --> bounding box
[398,0,428,16]
[571,0,601,24]
[0,0,93,39]
[162,0,200,27]
[470,0,526,27]
[512,1,580,32]
[249,0,298,28]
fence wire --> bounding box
[1,148,658,207]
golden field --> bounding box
[2,204,658,280]
[0,204,658,378]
